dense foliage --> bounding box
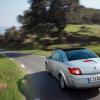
[2,0,100,49]
[18,0,80,35]
[18,0,100,36]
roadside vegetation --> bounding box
[0,24,100,57]
[0,55,25,100]
[0,0,100,57]
[17,24,100,56]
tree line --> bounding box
[1,0,100,49]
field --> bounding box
[0,55,25,100]
[65,24,100,54]
[20,24,100,56]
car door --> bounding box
[53,52,65,78]
[47,52,59,74]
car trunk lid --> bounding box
[69,58,100,75]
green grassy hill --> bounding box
[0,55,25,100]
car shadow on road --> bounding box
[18,71,100,100]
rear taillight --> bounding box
[68,68,82,75]
[83,60,93,63]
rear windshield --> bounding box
[66,49,98,61]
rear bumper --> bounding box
[67,74,100,88]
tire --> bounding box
[59,75,67,91]
[45,62,50,74]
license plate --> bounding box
[88,77,100,83]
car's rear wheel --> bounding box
[59,75,66,91]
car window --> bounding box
[66,49,98,61]
[58,54,64,62]
[51,52,59,61]
[51,52,64,62]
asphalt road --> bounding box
[1,50,100,100]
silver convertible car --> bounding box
[45,48,100,90]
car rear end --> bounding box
[68,73,100,88]
[64,48,100,88]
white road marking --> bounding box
[21,64,26,68]
[9,58,26,69]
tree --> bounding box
[91,12,100,24]
[18,0,80,37]
[5,26,21,42]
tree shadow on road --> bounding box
[5,52,32,58]
[17,71,100,100]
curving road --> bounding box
[1,50,100,100]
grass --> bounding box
[20,49,52,56]
[0,55,25,100]
[32,24,100,56]
[65,24,82,33]
[64,24,100,55]
[7,24,100,57]
[20,44,100,57]
[65,24,100,37]
[85,43,100,55]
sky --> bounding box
[0,0,100,32]
[80,0,100,9]
[0,0,29,27]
